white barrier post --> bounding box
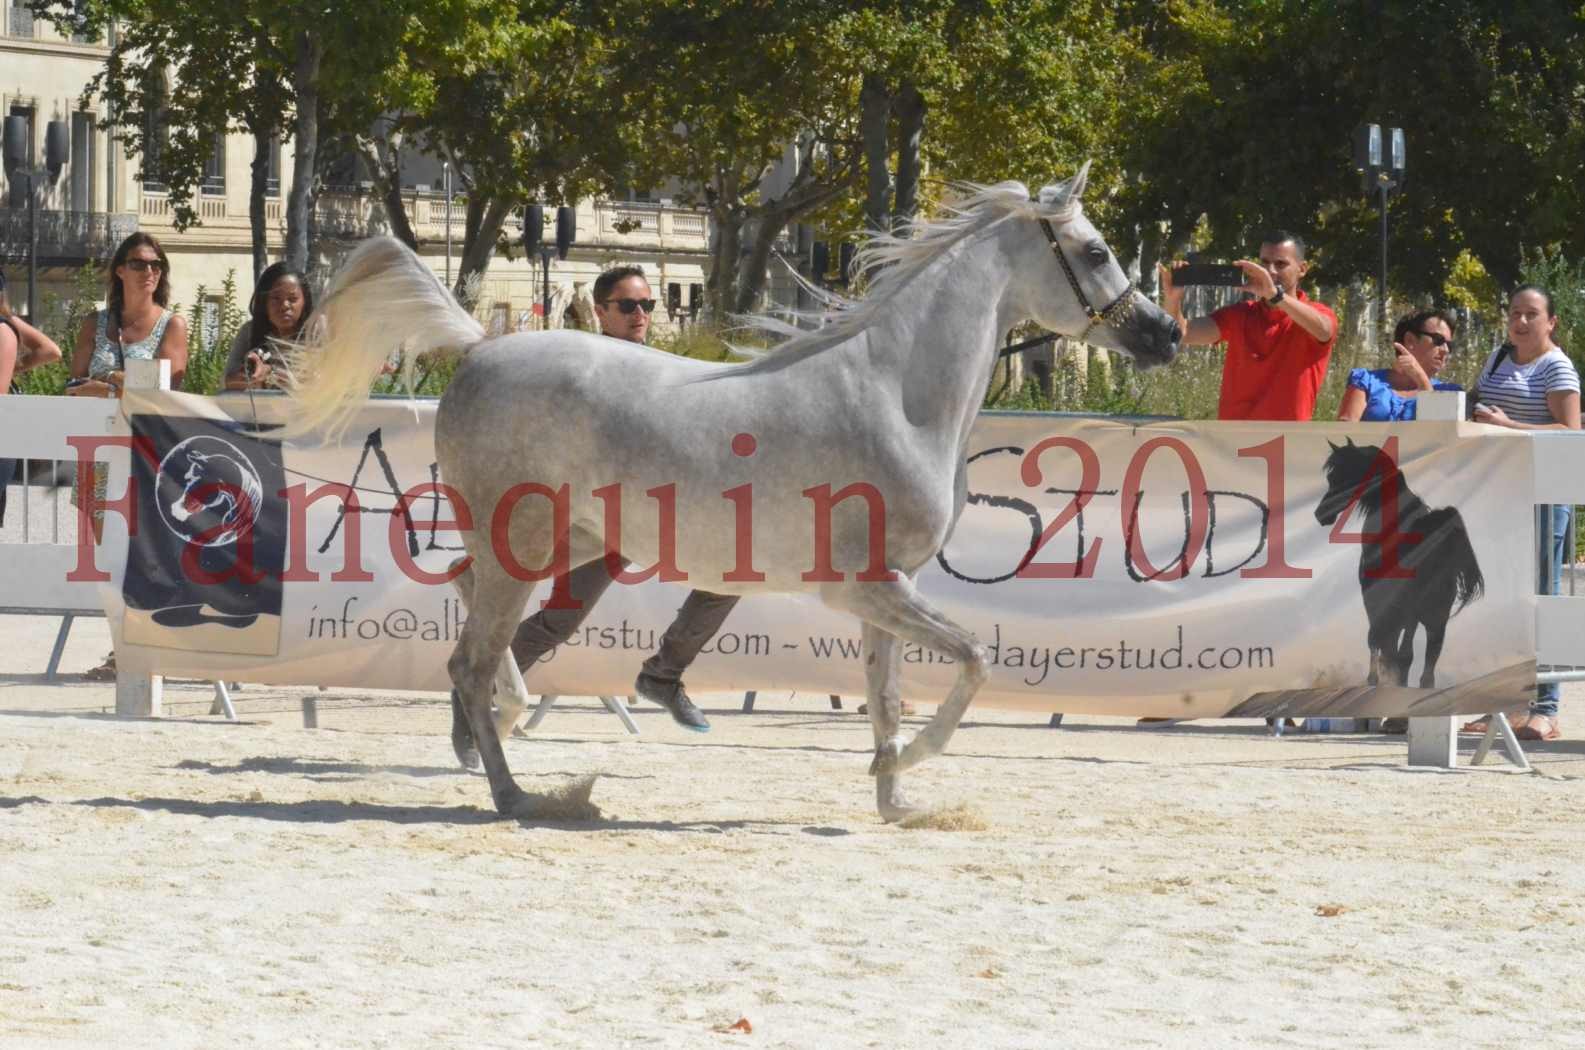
[1406,390,1464,767]
[115,359,170,718]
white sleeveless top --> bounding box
[89,308,172,378]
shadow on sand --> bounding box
[0,793,833,833]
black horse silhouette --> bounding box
[1314,439,1484,688]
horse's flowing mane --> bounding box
[723,180,1079,375]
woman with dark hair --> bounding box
[1462,285,1580,741]
[66,232,188,679]
[1337,308,1462,421]
[224,262,314,390]
[67,231,188,397]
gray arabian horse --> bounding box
[284,164,1181,822]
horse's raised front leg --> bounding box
[861,623,921,823]
[832,576,987,778]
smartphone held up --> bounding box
[1173,263,1246,287]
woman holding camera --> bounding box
[224,262,314,390]
[68,232,188,398]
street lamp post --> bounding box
[1353,123,1406,335]
[442,160,452,288]
[521,203,575,330]
[3,116,69,321]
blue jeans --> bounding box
[1535,504,1572,716]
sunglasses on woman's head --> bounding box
[601,297,655,315]
[125,258,164,273]
[1413,329,1452,349]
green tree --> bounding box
[327,2,632,304]
[1111,1,1585,302]
[32,0,293,278]
[611,0,864,316]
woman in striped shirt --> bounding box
[1470,286,1580,741]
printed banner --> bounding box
[98,392,1538,718]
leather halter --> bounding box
[1037,216,1137,341]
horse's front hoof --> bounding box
[505,776,602,823]
[876,774,923,824]
[868,736,904,777]
[491,782,529,817]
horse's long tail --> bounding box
[280,237,484,439]
[1445,511,1485,615]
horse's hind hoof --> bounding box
[452,737,480,772]
[869,737,904,777]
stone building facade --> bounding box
[0,13,709,337]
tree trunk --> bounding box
[353,126,418,251]
[248,123,269,280]
[734,213,777,314]
[382,174,419,250]
[285,28,323,274]
[733,174,860,313]
[708,204,741,322]
[860,73,891,238]
[455,195,512,309]
[891,81,925,234]
[1135,221,1162,298]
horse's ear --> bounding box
[1346,436,1356,447]
[1327,438,1341,451]
[1068,160,1091,203]
[1040,161,1092,207]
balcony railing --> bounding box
[139,192,227,221]
[0,209,139,267]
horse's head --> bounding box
[1314,438,1393,526]
[1017,163,1180,369]
[169,448,250,536]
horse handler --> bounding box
[480,265,730,733]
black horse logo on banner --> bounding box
[123,416,287,656]
[1314,438,1484,688]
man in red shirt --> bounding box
[1138,233,1337,731]
[1159,231,1338,420]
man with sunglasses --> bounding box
[591,266,656,344]
[498,264,734,733]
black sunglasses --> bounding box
[1412,329,1453,349]
[125,258,165,273]
[600,297,655,315]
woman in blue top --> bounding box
[1337,309,1460,422]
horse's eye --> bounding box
[1087,245,1108,263]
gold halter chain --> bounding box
[1038,216,1137,341]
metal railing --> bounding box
[0,209,139,266]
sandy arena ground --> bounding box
[2,610,1584,1050]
